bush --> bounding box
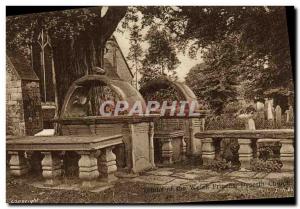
[223,101,243,115]
[221,139,240,165]
[258,142,281,160]
[203,159,239,172]
[206,114,245,130]
[250,159,283,172]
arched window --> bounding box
[37,29,55,103]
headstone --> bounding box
[267,100,274,120]
[248,118,256,130]
[264,99,268,119]
[256,101,264,111]
[285,110,290,122]
[275,105,282,128]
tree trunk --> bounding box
[50,7,127,114]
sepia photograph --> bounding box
[5,5,295,204]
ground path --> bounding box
[7,165,294,203]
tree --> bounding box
[7,6,293,112]
[134,6,293,104]
[185,36,240,113]
[7,7,127,112]
[139,25,180,86]
[127,24,143,89]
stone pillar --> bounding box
[148,122,155,167]
[181,136,187,161]
[78,151,99,187]
[41,152,62,185]
[201,138,215,165]
[280,139,294,171]
[99,147,118,182]
[161,138,173,164]
[8,151,28,176]
[238,139,253,170]
[188,118,202,156]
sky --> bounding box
[113,21,203,82]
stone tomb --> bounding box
[7,74,158,187]
[139,77,207,165]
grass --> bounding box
[6,175,294,204]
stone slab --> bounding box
[164,178,190,186]
[265,172,294,179]
[226,171,257,178]
[130,175,175,185]
[253,172,269,179]
[147,170,174,176]
[171,172,200,180]
[34,129,55,136]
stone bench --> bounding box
[7,134,123,187]
[195,129,294,171]
[154,130,186,165]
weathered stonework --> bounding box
[104,37,133,82]
[22,81,43,135]
[8,151,28,176]
[280,138,294,171]
[41,152,62,185]
[6,61,25,136]
[78,151,99,187]
[201,138,215,165]
[6,55,43,136]
[238,139,253,170]
[99,147,118,182]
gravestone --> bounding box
[275,105,282,128]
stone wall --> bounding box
[6,62,25,136]
[104,38,133,82]
[6,59,43,136]
[115,48,133,82]
[22,81,43,135]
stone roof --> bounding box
[110,36,134,78]
[139,77,198,102]
[6,52,39,81]
[60,74,146,118]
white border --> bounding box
[0,1,298,208]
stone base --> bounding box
[78,151,99,185]
[100,174,118,183]
[99,147,118,182]
[8,151,28,177]
[81,180,98,188]
[10,166,28,176]
[280,157,294,171]
[44,178,61,186]
[161,139,173,165]
[41,152,62,185]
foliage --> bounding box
[143,86,179,102]
[220,139,240,165]
[203,159,238,172]
[130,6,293,110]
[222,101,244,115]
[138,25,180,86]
[258,142,281,160]
[127,24,144,88]
[205,114,245,130]
[185,37,241,113]
[7,6,293,113]
[250,159,283,172]
[7,7,127,110]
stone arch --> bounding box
[60,74,146,118]
[139,77,198,103]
